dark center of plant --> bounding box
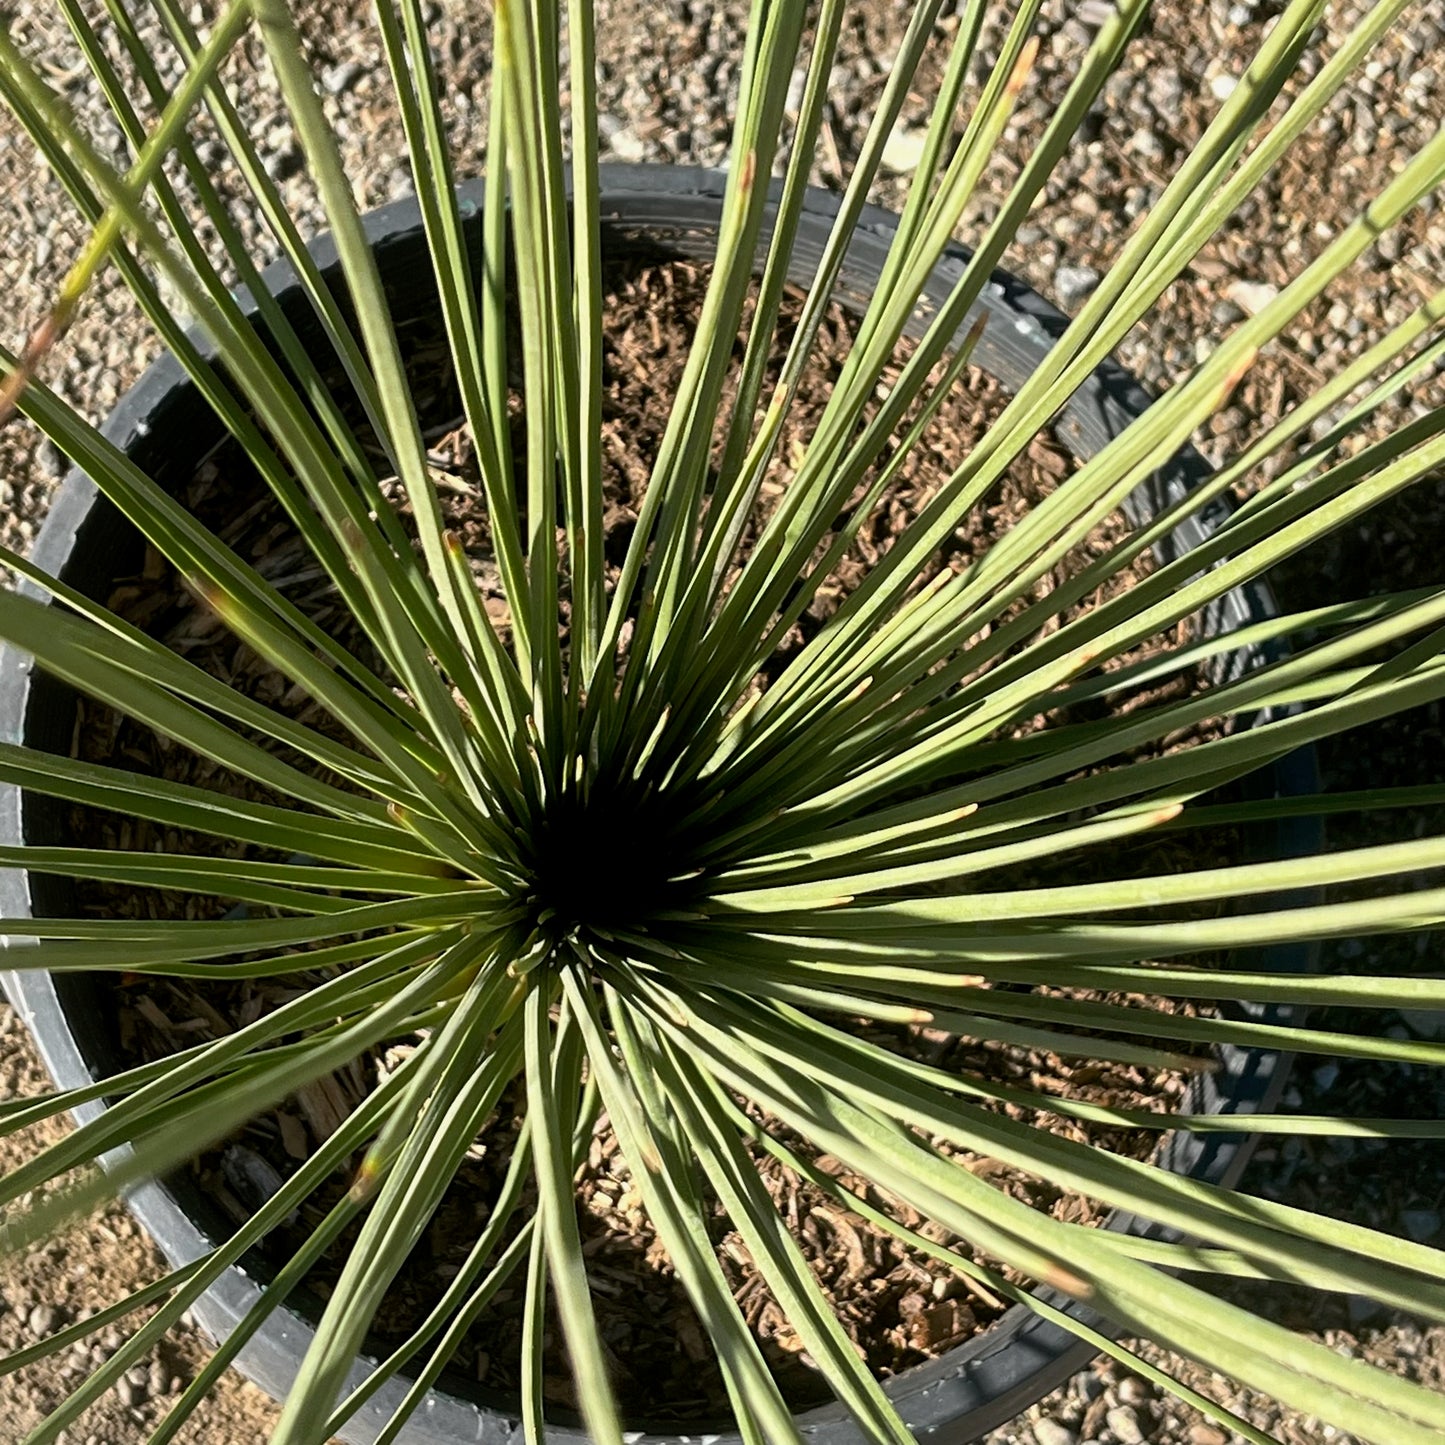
[521,784,688,944]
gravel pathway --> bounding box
[0,1,1442,1442]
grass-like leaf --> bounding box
[0,1,1442,1442]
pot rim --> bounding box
[0,163,1320,1445]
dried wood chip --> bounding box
[277,1113,308,1160]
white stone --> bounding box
[881,125,929,174]
[1226,279,1281,315]
[1033,1421,1080,1445]
[1107,1406,1147,1445]
[608,128,648,162]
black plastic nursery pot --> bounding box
[1,165,1319,1444]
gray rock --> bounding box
[1348,1293,1388,1325]
[321,61,363,96]
[1146,66,1183,113]
[784,64,808,116]
[1399,1009,1443,1039]
[36,439,66,481]
[27,1303,57,1337]
[1053,265,1102,308]
[1129,126,1164,159]
[1401,1208,1441,1241]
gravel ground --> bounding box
[0,0,1443,1442]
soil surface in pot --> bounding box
[61,258,1234,1426]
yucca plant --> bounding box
[0,0,1442,1441]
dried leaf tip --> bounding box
[1219,344,1259,401]
[738,148,757,195]
[349,1153,384,1202]
[1006,36,1041,97]
[1042,1261,1093,1299]
[0,299,74,427]
[185,575,225,612]
[338,516,368,561]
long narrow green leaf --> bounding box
[523,976,622,1445]
[270,954,524,1445]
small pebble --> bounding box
[607,127,647,162]
[1033,1421,1079,1445]
[1188,1426,1229,1445]
[882,125,929,174]
[1129,126,1164,159]
[1399,1009,1443,1039]
[1053,265,1102,307]
[1312,1061,1340,1092]
[1401,1208,1441,1241]
[321,61,363,96]
[116,1374,146,1408]
[1117,1376,1151,1405]
[1226,279,1280,315]
[27,1303,57,1338]
[1106,1405,1147,1445]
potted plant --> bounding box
[0,1,1442,1443]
